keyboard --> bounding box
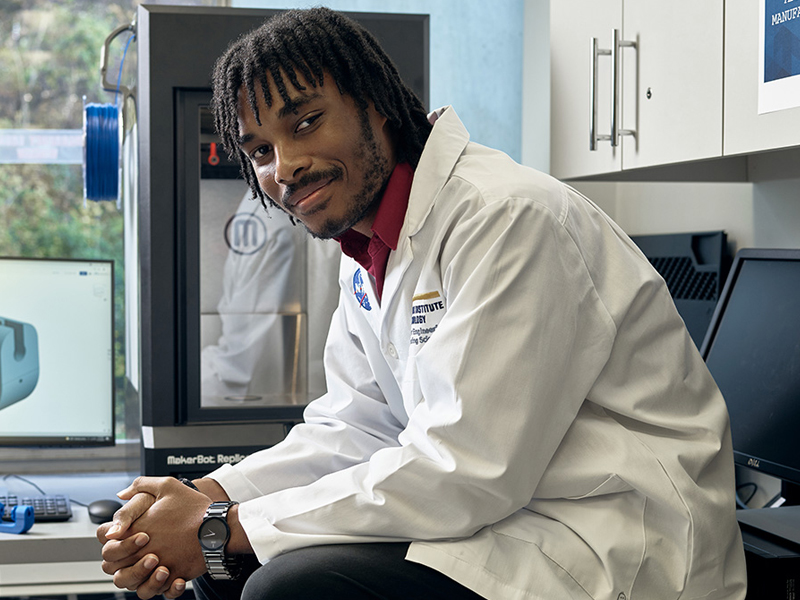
[0,493,73,522]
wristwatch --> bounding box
[197,501,242,580]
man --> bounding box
[98,7,747,599]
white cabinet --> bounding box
[550,0,724,180]
[724,0,800,156]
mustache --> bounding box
[282,165,344,206]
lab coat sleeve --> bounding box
[231,192,619,563]
[207,293,407,502]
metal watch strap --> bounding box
[178,477,199,491]
[201,501,242,580]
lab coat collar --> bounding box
[404,106,470,239]
[378,107,468,329]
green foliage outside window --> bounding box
[0,0,134,129]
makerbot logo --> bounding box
[225,212,267,255]
[166,453,248,466]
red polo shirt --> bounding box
[336,163,414,301]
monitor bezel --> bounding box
[0,255,116,448]
[700,247,800,486]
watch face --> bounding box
[198,517,229,551]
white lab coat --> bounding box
[208,108,747,599]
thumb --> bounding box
[116,475,167,500]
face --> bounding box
[236,73,396,239]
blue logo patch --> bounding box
[353,269,372,311]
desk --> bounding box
[0,471,139,596]
[0,472,198,597]
[0,505,114,596]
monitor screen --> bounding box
[700,248,800,486]
[0,257,114,446]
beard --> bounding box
[279,109,393,240]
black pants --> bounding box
[192,543,485,600]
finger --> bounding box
[105,493,155,539]
[96,521,113,543]
[112,553,159,592]
[116,480,141,500]
[101,532,149,567]
[133,566,173,600]
[164,578,188,599]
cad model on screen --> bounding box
[0,317,40,411]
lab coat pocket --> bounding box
[492,486,646,600]
[565,473,634,500]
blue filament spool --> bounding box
[83,101,120,203]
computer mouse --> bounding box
[88,499,123,524]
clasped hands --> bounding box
[95,476,218,599]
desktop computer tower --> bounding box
[631,230,731,348]
[741,526,800,599]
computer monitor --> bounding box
[0,257,114,446]
[700,248,800,487]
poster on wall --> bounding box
[759,0,800,114]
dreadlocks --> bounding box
[211,7,432,209]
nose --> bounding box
[274,144,311,185]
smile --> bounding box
[287,179,334,214]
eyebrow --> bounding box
[237,132,254,147]
[277,92,322,119]
[237,92,323,148]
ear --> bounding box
[366,102,389,131]
[369,105,397,164]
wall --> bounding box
[573,180,755,250]
[522,0,549,172]
[572,175,800,256]
[752,178,800,249]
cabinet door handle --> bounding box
[590,29,636,151]
[590,37,612,151]
[611,28,637,147]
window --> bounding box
[0,0,213,472]
[0,1,139,445]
